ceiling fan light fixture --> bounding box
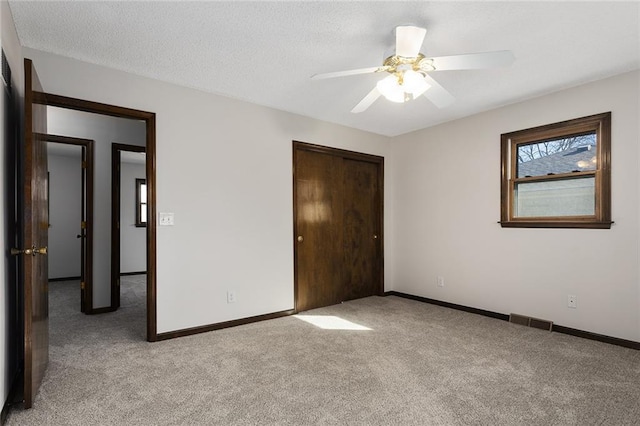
[312,24,513,113]
[403,70,430,98]
[376,75,405,103]
[376,71,430,103]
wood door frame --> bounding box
[43,134,94,314]
[34,91,158,342]
[292,140,385,312]
[111,143,146,310]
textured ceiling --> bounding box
[8,1,640,137]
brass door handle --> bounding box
[76,234,85,239]
[11,246,47,256]
[297,236,304,242]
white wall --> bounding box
[120,160,146,273]
[46,107,146,308]
[390,71,640,342]
[24,48,393,333]
[47,151,82,279]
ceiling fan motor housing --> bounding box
[382,54,435,76]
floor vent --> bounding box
[509,313,553,331]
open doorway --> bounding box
[111,144,146,311]
[35,91,157,341]
[45,106,145,317]
[45,135,94,313]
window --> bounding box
[135,178,147,227]
[500,112,611,228]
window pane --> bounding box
[517,133,596,178]
[140,204,147,223]
[140,184,147,203]
[514,177,595,217]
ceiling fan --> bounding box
[311,25,515,113]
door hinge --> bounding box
[81,221,87,229]
[81,161,87,169]
[117,279,120,287]
[80,281,85,290]
[117,221,119,229]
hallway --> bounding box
[49,276,147,343]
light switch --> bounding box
[159,212,174,226]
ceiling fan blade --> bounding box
[351,87,381,113]
[311,66,389,80]
[395,25,427,58]
[427,50,515,71]
[421,74,455,108]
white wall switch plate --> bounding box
[159,212,174,226]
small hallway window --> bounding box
[136,178,147,227]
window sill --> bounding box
[499,221,613,229]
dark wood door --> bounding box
[342,159,380,301]
[295,150,343,311]
[21,58,49,408]
[294,142,383,312]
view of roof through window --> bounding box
[517,133,597,178]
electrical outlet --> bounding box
[567,294,577,309]
[158,212,175,226]
[437,276,445,287]
[227,291,236,303]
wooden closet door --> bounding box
[294,142,383,313]
[342,158,380,302]
[294,150,343,312]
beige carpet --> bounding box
[7,278,640,425]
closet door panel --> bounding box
[342,158,380,301]
[295,150,343,311]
